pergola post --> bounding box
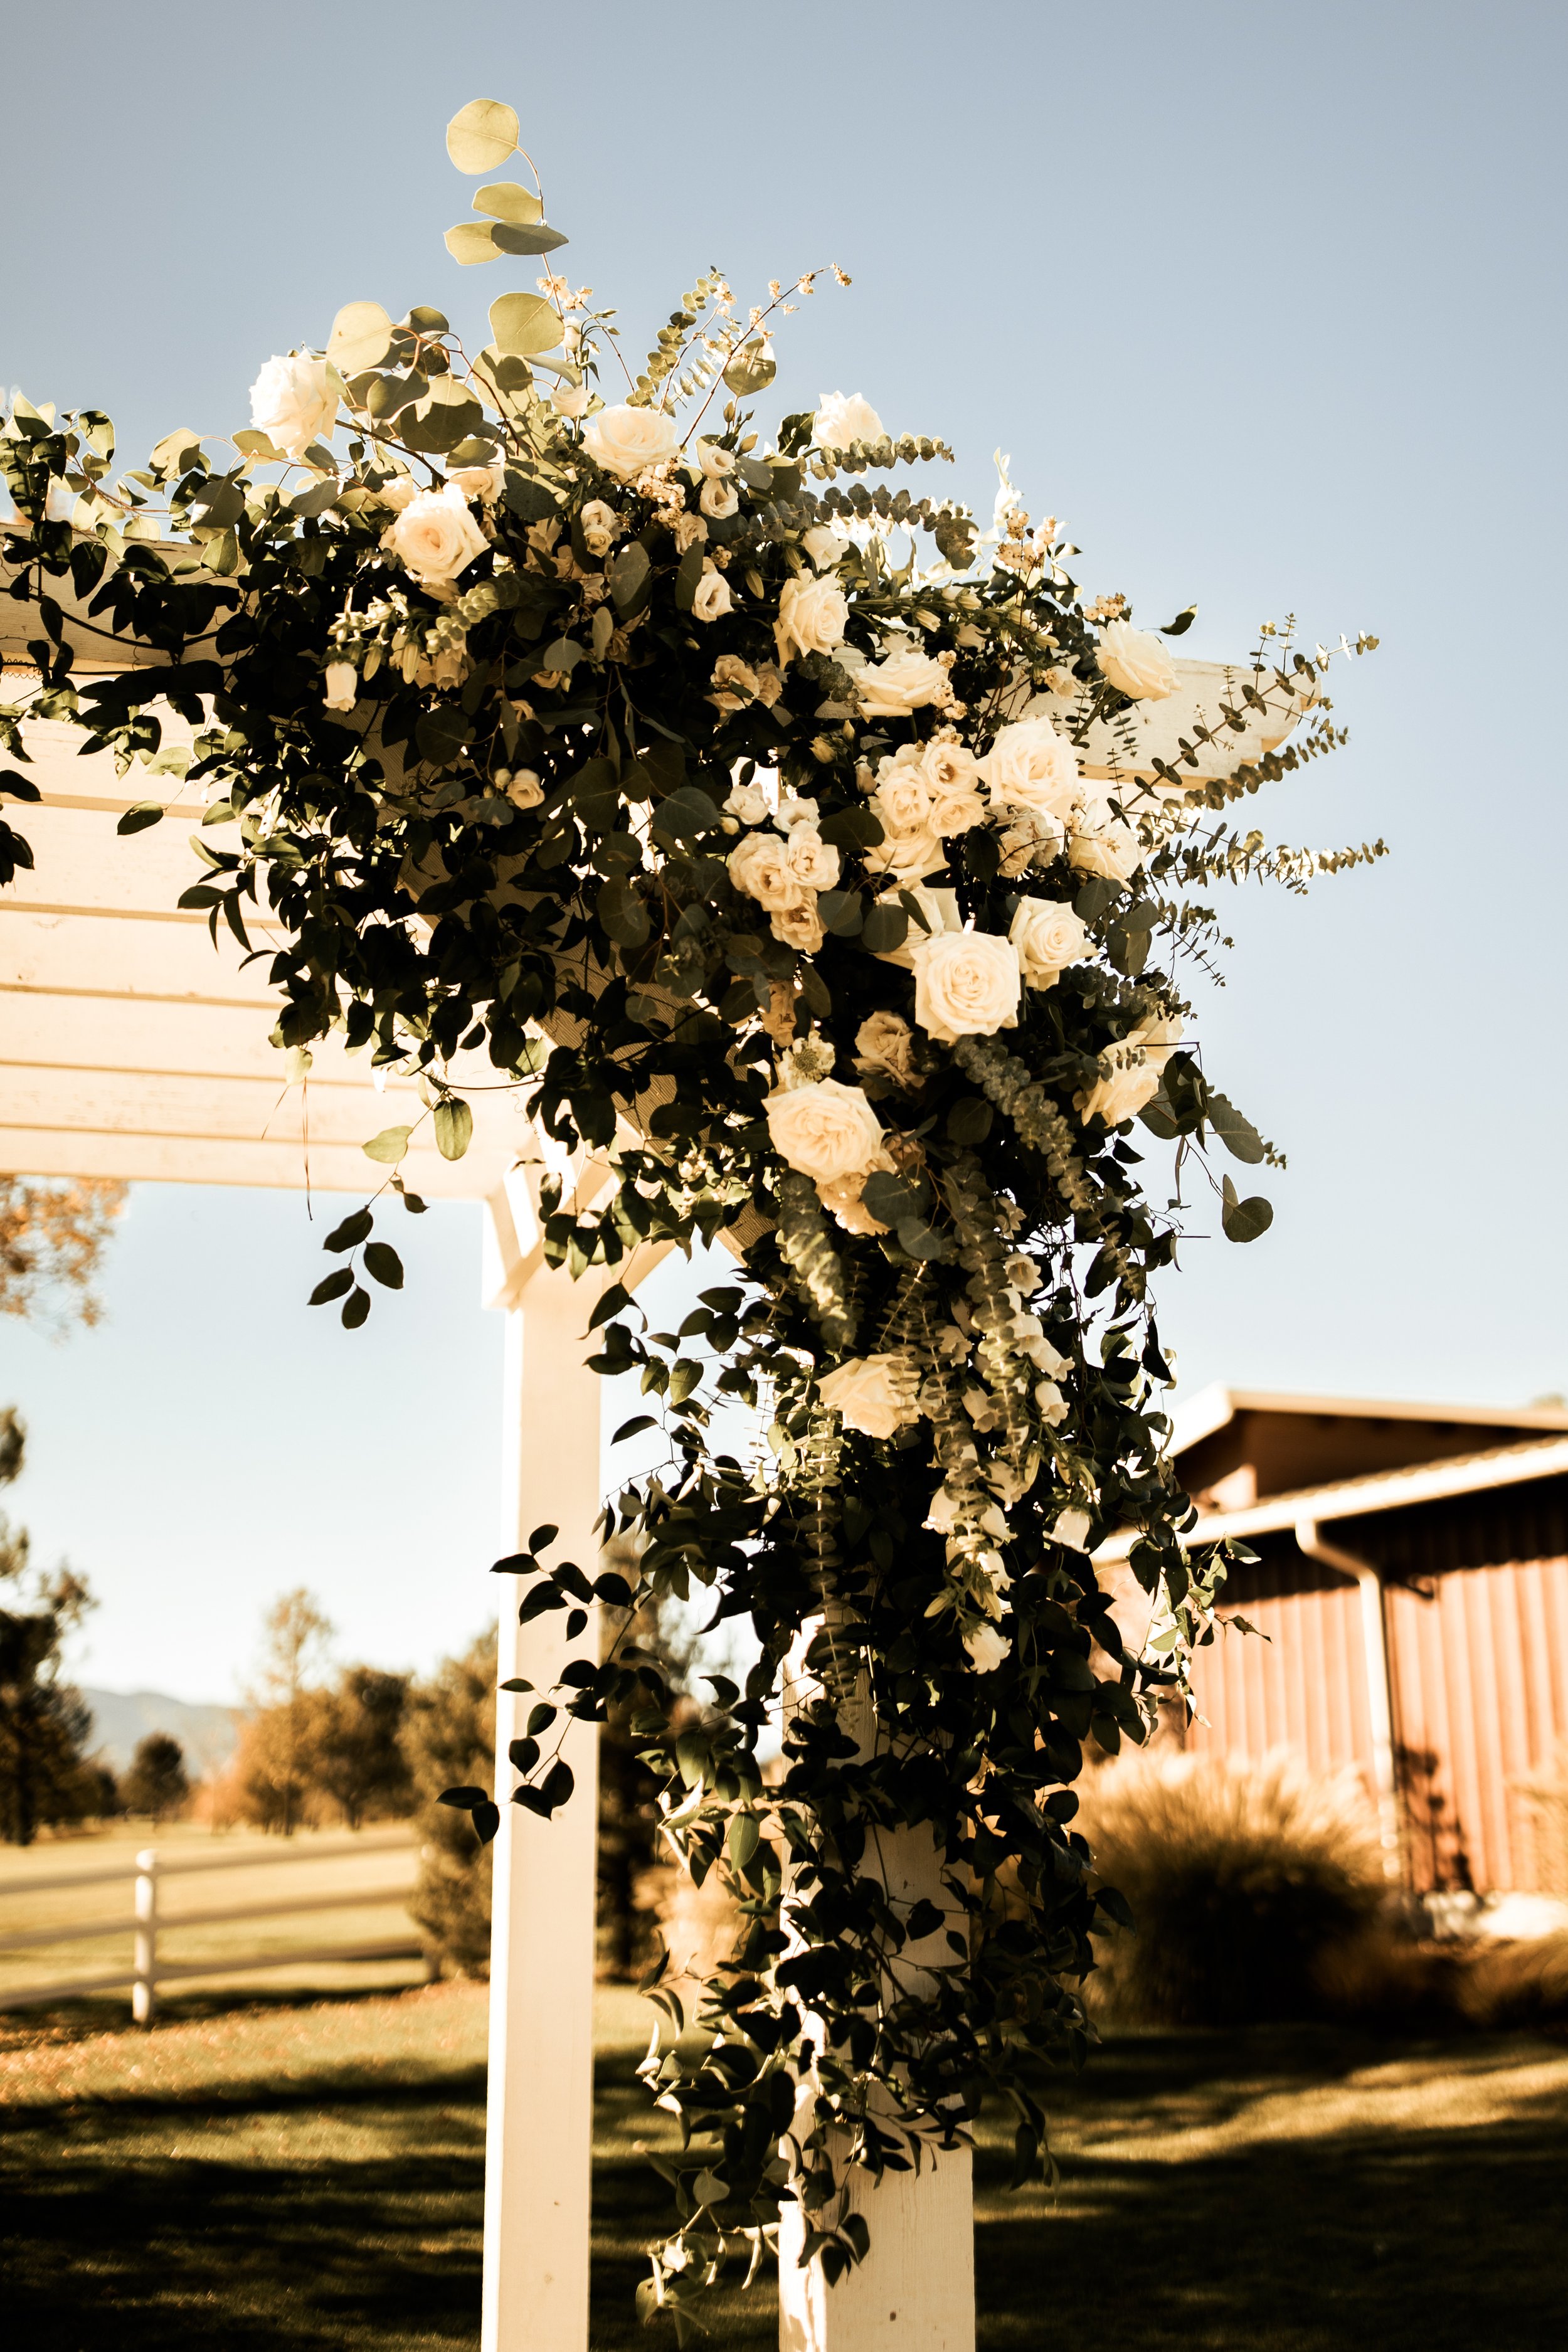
[480,1253,609,2352]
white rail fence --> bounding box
[0,1831,431,2022]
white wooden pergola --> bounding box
[0,642,1305,2350]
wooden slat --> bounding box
[1,908,281,1002]
[11,800,233,918]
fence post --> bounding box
[132,1848,158,2026]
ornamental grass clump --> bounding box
[0,90,1385,2333]
[1079,1752,1387,2026]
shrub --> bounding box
[1079,1751,1387,2026]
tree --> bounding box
[120,1731,189,1823]
[0,1178,125,1330]
[240,1586,334,1836]
[0,1407,102,1844]
[313,1665,413,1828]
[403,1627,495,1976]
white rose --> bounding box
[765,1077,885,1184]
[854,1010,918,1086]
[858,647,952,718]
[551,382,591,420]
[872,883,959,969]
[801,524,849,569]
[785,827,842,891]
[917,739,986,836]
[506,768,544,810]
[1053,1507,1093,1552]
[700,477,739,520]
[381,482,489,593]
[377,474,420,512]
[963,1621,1010,1673]
[771,896,825,954]
[1096,618,1177,701]
[581,403,682,481]
[998,810,1067,877]
[692,567,733,623]
[867,825,950,889]
[449,462,504,502]
[322,660,358,711]
[1077,1014,1183,1126]
[818,1353,919,1441]
[911,928,1022,1045]
[723,780,770,824]
[695,439,734,480]
[1044,665,1081,701]
[814,391,886,452]
[249,354,336,459]
[729,832,805,911]
[1009,897,1091,988]
[871,768,933,840]
[775,793,819,831]
[978,719,1083,818]
[580,499,620,556]
[775,574,849,665]
[1069,796,1146,882]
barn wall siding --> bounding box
[1184,1495,1568,1894]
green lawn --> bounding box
[1,1979,1565,2349]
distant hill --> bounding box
[79,1687,240,1777]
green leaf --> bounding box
[862,1168,927,1226]
[1207,1093,1265,1165]
[363,1241,405,1290]
[490,219,568,257]
[341,1285,371,1329]
[1220,1173,1273,1243]
[598,877,650,947]
[309,1268,354,1306]
[606,541,650,612]
[416,707,475,766]
[327,300,393,373]
[860,901,908,954]
[363,1125,412,1165]
[723,341,776,397]
[818,805,885,850]
[472,181,543,225]
[115,803,164,835]
[446,97,520,174]
[674,542,705,613]
[445,221,509,266]
[612,1414,657,1442]
[945,1096,993,1145]
[728,1814,760,1869]
[438,1784,489,1809]
[434,1098,474,1160]
[1159,605,1197,636]
[529,1524,559,1553]
[324,1209,373,1253]
[650,787,722,843]
[489,292,564,357]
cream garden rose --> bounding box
[1069,795,1146,882]
[582,403,682,480]
[1077,1014,1184,1126]
[580,499,620,556]
[911,928,1023,1044]
[1009,897,1091,988]
[1096,618,1177,701]
[505,768,545,810]
[691,567,733,623]
[765,1077,885,1185]
[917,739,987,834]
[381,483,489,594]
[854,1010,918,1086]
[978,719,1083,818]
[801,523,849,569]
[551,381,591,420]
[783,826,842,891]
[813,390,886,452]
[872,883,958,970]
[858,646,952,719]
[248,354,336,460]
[817,1352,919,1440]
[729,832,805,911]
[775,574,849,665]
[770,898,826,954]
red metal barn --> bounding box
[1153,1390,1568,1895]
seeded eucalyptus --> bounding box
[0,96,1382,2335]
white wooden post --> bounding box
[480,1259,608,2352]
[132,1846,157,2026]
[776,1635,976,2352]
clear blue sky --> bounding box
[1,0,1563,1702]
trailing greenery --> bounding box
[0,93,1382,2333]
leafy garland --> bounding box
[0,97,1384,2336]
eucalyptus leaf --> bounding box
[327,300,393,373]
[363,1125,413,1165]
[434,1098,474,1161]
[490,291,564,357]
[723,340,776,396]
[446,97,520,174]
[473,180,543,226]
[1221,1173,1273,1242]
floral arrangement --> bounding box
[0,97,1382,2334]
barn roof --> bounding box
[1172,1382,1568,1454]
[1175,1434,1568,1547]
